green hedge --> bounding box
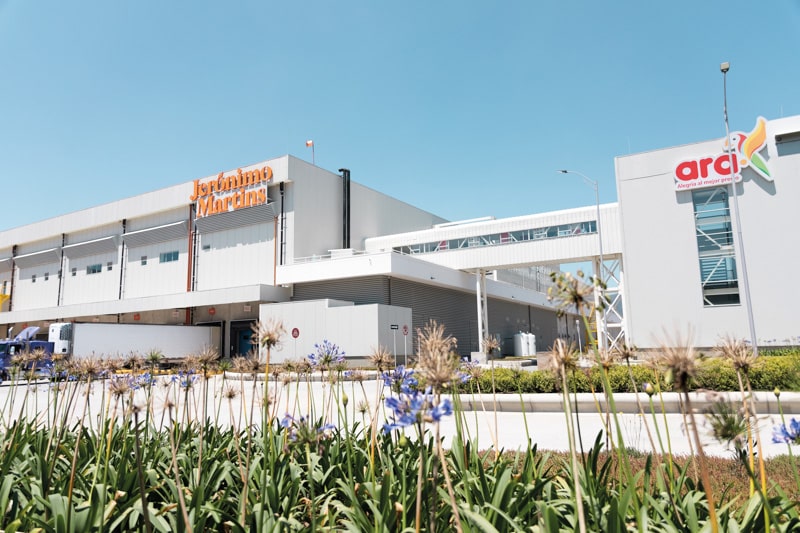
[466,355,800,394]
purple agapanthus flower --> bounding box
[382,387,453,434]
[281,413,337,443]
[772,418,800,445]
[308,340,345,369]
[172,370,197,390]
[131,372,156,390]
[382,365,418,393]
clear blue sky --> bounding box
[1,1,799,232]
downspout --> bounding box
[186,204,196,325]
[118,220,126,300]
[279,181,286,265]
[57,235,66,306]
[273,216,278,285]
[339,168,351,249]
[8,245,16,312]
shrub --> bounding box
[464,355,800,394]
[747,355,800,391]
[523,368,557,393]
[693,357,740,391]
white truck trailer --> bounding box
[48,322,221,360]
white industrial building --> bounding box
[616,114,800,349]
[0,156,600,361]
[1,113,796,360]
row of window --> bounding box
[392,221,598,255]
[25,250,180,282]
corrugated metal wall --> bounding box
[292,276,560,358]
[292,276,390,305]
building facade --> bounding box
[616,115,800,349]
[0,155,573,360]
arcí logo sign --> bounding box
[674,117,772,191]
[190,166,274,218]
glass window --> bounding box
[693,187,740,306]
[31,274,36,283]
[107,262,113,271]
[159,250,179,263]
[141,256,147,266]
[86,264,102,275]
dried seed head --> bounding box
[482,335,501,355]
[551,338,578,378]
[595,348,618,370]
[125,352,144,372]
[223,386,239,401]
[547,271,599,316]
[416,320,459,392]
[109,376,131,398]
[369,345,395,372]
[655,331,699,393]
[613,342,638,363]
[716,335,756,375]
[251,318,286,351]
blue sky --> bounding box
[1,1,799,232]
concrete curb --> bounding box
[220,372,800,415]
[456,391,799,415]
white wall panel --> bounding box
[15,236,62,256]
[11,261,61,310]
[348,181,446,249]
[66,222,121,245]
[124,239,188,298]
[61,251,121,305]
[127,207,188,232]
[288,159,342,259]
[195,225,274,290]
[0,272,10,312]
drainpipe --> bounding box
[118,220,126,300]
[339,168,351,249]
[186,204,196,325]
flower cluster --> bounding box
[772,418,800,445]
[308,340,345,369]
[382,365,418,393]
[280,414,336,449]
[382,387,453,434]
[171,370,197,390]
[130,372,157,389]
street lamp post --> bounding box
[720,62,759,357]
[557,169,607,352]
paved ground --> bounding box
[1,374,797,458]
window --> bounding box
[86,264,102,275]
[141,256,147,266]
[693,187,740,306]
[71,267,77,277]
[107,262,113,271]
[44,272,49,281]
[31,274,36,283]
[160,250,179,263]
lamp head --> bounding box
[720,62,730,73]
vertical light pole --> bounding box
[720,62,759,356]
[557,169,607,351]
